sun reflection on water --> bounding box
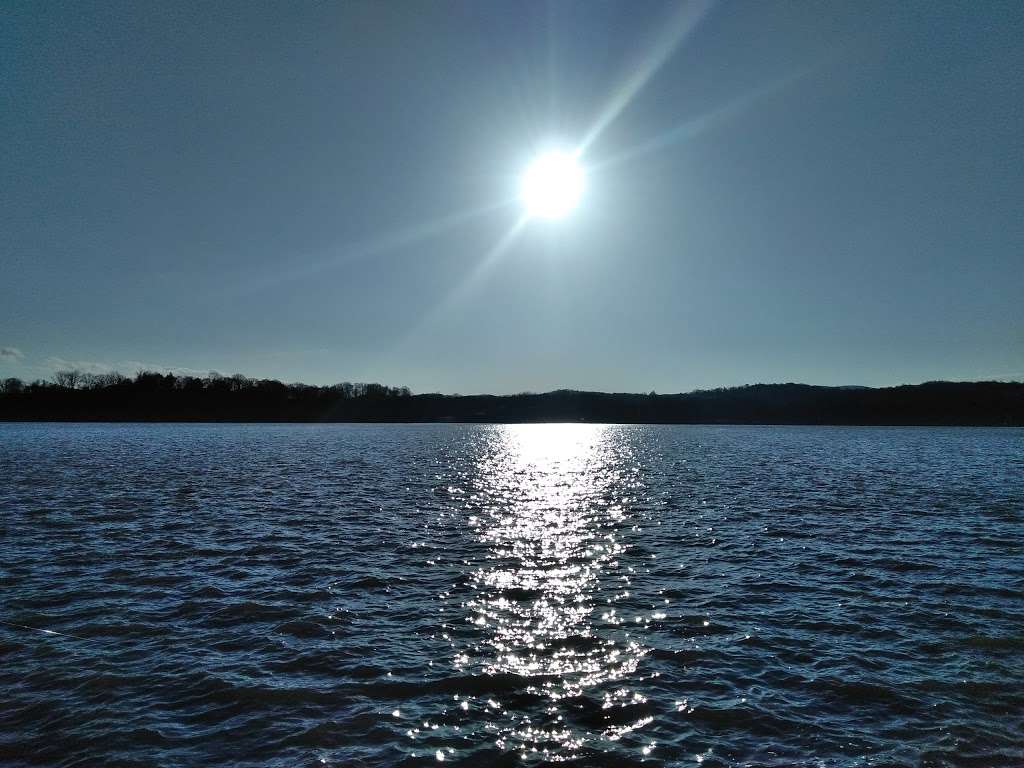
[444,424,652,760]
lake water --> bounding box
[1,423,1022,767]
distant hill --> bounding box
[1,372,1021,425]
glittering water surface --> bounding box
[1,424,1022,767]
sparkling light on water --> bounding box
[446,424,653,760]
[4,424,1022,766]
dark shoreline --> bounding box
[3,421,1022,428]
[2,379,1021,426]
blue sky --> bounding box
[2,0,1022,393]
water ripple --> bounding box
[1,423,1022,766]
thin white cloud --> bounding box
[43,357,218,378]
[44,357,116,375]
[0,347,24,360]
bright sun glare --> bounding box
[520,151,584,219]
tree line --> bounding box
[0,370,412,421]
[0,371,1021,424]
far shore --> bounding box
[1,375,1021,426]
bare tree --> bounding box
[53,370,83,389]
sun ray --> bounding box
[577,0,715,157]
[227,198,517,298]
[589,67,812,171]
[387,212,532,359]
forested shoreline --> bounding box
[0,371,1020,425]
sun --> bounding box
[520,150,584,219]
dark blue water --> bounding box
[1,424,1022,767]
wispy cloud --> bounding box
[43,356,218,378]
[44,357,116,375]
[0,347,24,361]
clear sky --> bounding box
[3,1,1022,394]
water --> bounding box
[1,424,1021,767]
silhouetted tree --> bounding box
[1,375,1021,425]
[53,370,83,389]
